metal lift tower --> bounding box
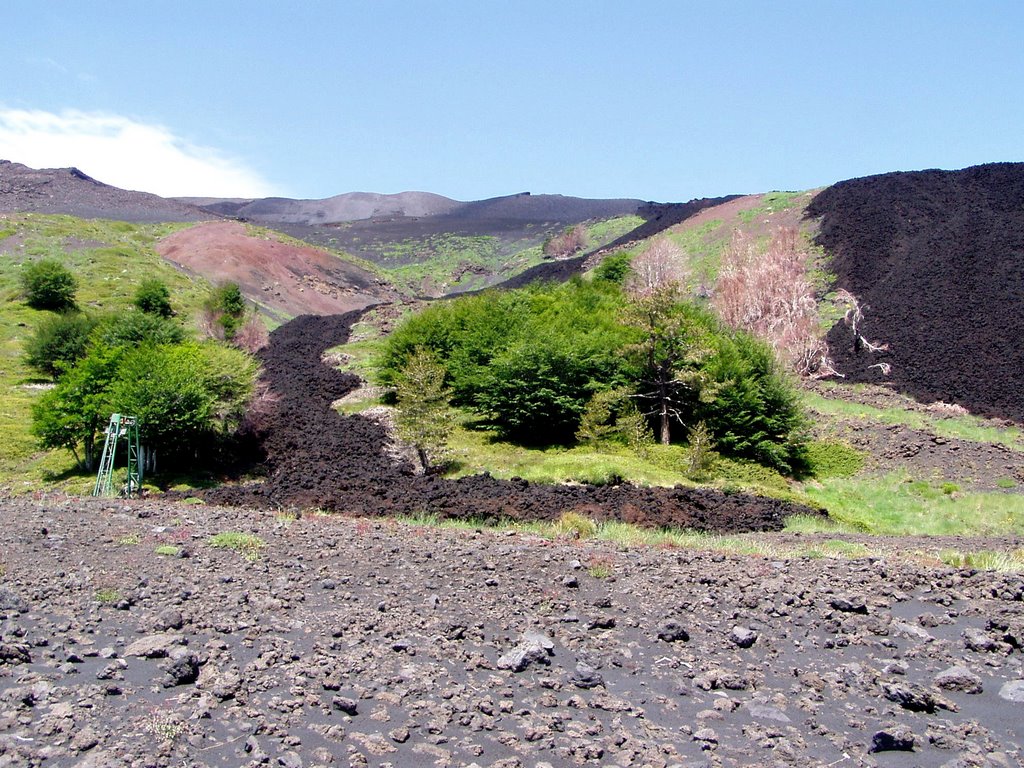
[92,413,142,497]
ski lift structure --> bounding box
[92,413,142,498]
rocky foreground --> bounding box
[0,496,1022,768]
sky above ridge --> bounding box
[2,1,1022,201]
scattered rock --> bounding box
[729,626,758,648]
[933,666,983,694]
[998,680,1024,703]
[657,620,689,643]
[869,727,915,753]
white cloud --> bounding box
[0,108,279,198]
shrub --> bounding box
[592,252,633,285]
[713,228,834,377]
[543,224,589,259]
[21,259,77,311]
[684,420,717,480]
[23,311,97,377]
[134,279,174,317]
[394,348,453,470]
[94,309,185,347]
[203,282,247,341]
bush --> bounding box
[133,279,173,317]
[23,311,97,377]
[94,309,185,347]
[543,224,589,259]
[592,252,633,285]
[21,259,77,311]
[203,282,247,341]
[700,332,807,473]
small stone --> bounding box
[881,682,944,713]
[963,627,998,652]
[496,633,554,673]
[729,626,758,649]
[657,620,689,643]
[869,727,915,753]
[570,662,604,690]
[830,596,868,614]
[332,696,359,716]
[124,633,184,659]
[933,665,983,694]
[747,703,791,723]
[562,575,579,588]
[388,727,410,743]
[154,608,184,631]
[162,647,200,687]
[279,751,303,768]
[71,726,99,752]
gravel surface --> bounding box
[1,495,1022,767]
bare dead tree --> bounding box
[626,237,687,296]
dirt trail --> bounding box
[206,313,815,532]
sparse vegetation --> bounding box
[207,531,266,560]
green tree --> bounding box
[700,332,807,473]
[23,311,97,378]
[621,284,712,444]
[394,348,453,471]
[133,279,174,317]
[21,259,77,311]
[31,343,123,469]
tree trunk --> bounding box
[658,378,671,445]
[84,439,95,472]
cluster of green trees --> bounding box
[22,266,258,473]
[379,263,807,474]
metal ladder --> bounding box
[92,413,142,497]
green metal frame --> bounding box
[92,413,142,498]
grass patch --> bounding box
[207,531,265,560]
[95,588,121,604]
[803,440,866,478]
[737,191,806,224]
[938,548,1024,573]
[154,544,181,557]
[803,388,1024,452]
[801,473,1024,535]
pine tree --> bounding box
[394,348,453,471]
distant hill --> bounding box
[176,190,462,224]
[0,160,210,222]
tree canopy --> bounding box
[379,274,807,472]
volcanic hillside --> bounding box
[807,163,1024,422]
[155,221,398,321]
[0,160,210,222]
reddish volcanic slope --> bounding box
[156,221,397,320]
[808,163,1024,422]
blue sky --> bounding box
[2,1,1022,200]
